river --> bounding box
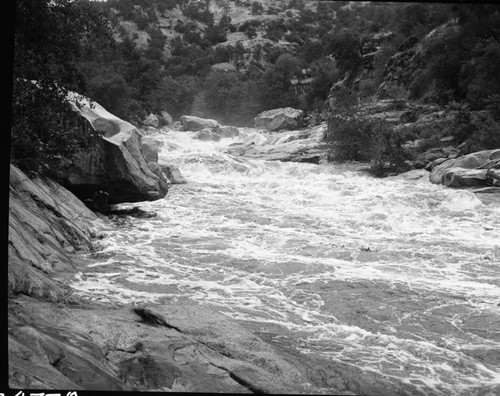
[68,127,500,395]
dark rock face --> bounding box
[376,37,424,100]
[375,21,460,102]
[62,93,169,204]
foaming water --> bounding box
[68,128,500,395]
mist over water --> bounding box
[69,128,500,395]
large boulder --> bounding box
[254,107,304,131]
[430,149,500,187]
[63,92,169,204]
[441,168,489,187]
[180,115,219,131]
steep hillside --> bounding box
[12,0,500,180]
[323,4,500,175]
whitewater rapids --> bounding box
[68,127,500,395]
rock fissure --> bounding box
[209,362,267,394]
[132,307,183,333]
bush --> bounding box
[325,107,415,173]
[446,103,500,152]
[325,114,374,161]
[251,1,264,15]
[182,1,214,24]
[11,80,99,179]
[239,20,261,39]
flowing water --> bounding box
[69,128,500,395]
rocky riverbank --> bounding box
[8,164,299,392]
[8,96,499,392]
[9,164,423,394]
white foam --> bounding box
[69,127,500,395]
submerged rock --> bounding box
[195,128,221,141]
[219,126,240,138]
[194,126,240,141]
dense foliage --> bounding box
[11,0,111,177]
[76,0,459,124]
[11,0,500,175]
[324,3,500,168]
[324,86,415,173]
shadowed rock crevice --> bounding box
[210,362,269,394]
[132,307,183,332]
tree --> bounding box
[305,58,340,109]
[324,29,362,74]
[11,0,112,177]
[232,41,246,71]
[147,75,199,118]
[261,54,301,109]
[251,1,264,16]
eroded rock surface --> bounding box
[227,124,327,163]
[254,107,304,132]
[430,149,500,187]
[62,92,169,204]
[9,295,413,394]
[8,165,103,301]
[180,115,219,131]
